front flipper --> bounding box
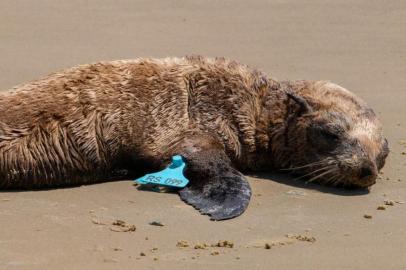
[179,170,251,220]
[168,134,251,220]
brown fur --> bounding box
[275,80,388,187]
[0,56,388,188]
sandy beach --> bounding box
[0,1,405,269]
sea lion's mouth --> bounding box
[283,158,378,188]
[283,158,344,186]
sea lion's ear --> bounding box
[167,135,251,220]
[286,91,313,114]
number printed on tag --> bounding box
[164,178,182,186]
[144,175,185,187]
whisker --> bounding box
[306,169,335,183]
[285,163,325,171]
[293,165,334,181]
[334,176,345,186]
[323,174,340,185]
[281,159,328,171]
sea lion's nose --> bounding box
[360,166,374,179]
[358,162,377,187]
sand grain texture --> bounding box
[0,1,405,269]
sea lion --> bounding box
[0,56,389,220]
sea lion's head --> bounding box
[275,81,389,188]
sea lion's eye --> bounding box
[320,130,340,142]
[307,125,342,151]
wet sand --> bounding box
[0,1,406,269]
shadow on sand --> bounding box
[0,172,369,197]
[248,171,370,196]
[0,181,181,195]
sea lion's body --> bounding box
[0,56,278,188]
[0,56,388,220]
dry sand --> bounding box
[0,1,405,269]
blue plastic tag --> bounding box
[134,155,189,188]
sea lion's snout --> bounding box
[307,117,387,188]
[341,159,378,188]
[357,161,377,187]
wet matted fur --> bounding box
[0,56,389,220]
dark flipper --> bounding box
[168,134,251,220]
[179,170,251,220]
